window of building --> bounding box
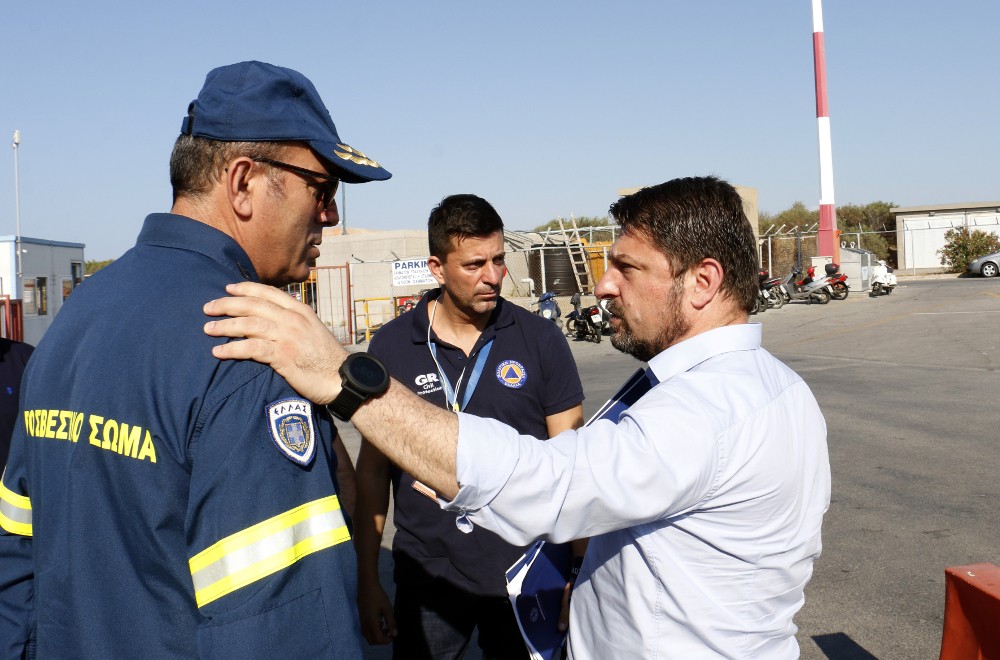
[22,280,36,315]
[36,277,48,315]
[71,261,84,288]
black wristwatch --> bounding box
[327,353,390,421]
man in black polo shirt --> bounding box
[0,338,33,470]
[354,194,584,659]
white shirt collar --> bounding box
[646,322,762,383]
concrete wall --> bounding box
[314,228,540,340]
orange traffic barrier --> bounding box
[940,563,1000,659]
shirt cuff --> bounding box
[441,412,520,513]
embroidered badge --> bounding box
[265,398,316,466]
[496,360,527,389]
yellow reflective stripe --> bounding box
[189,495,349,608]
[0,477,32,537]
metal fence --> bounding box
[760,217,1000,277]
[306,245,616,344]
[897,215,999,274]
[305,219,1000,343]
[501,245,611,298]
[758,229,897,278]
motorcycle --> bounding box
[751,284,768,315]
[759,270,785,310]
[533,291,563,328]
[596,299,613,333]
[870,260,897,296]
[823,263,849,300]
[778,266,832,304]
[565,293,604,343]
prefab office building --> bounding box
[0,235,86,345]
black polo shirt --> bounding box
[367,290,583,597]
[0,339,33,470]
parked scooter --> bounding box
[824,263,849,300]
[798,266,835,304]
[565,293,604,343]
[759,270,785,310]
[751,273,768,315]
[779,266,832,304]
[532,291,563,328]
[597,299,612,333]
[751,285,767,315]
[870,260,897,296]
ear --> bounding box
[687,258,725,310]
[426,255,446,286]
[226,157,256,221]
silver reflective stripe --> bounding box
[0,498,31,527]
[0,478,32,537]
[190,496,349,607]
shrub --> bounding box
[938,227,1000,273]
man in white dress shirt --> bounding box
[204,175,831,659]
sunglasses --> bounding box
[252,157,340,208]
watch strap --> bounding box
[327,385,368,422]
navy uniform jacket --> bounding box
[0,214,362,659]
[367,290,583,597]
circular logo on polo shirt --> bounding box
[496,360,527,389]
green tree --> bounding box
[85,259,114,275]
[760,202,818,233]
[938,227,1000,273]
[835,203,893,261]
[760,200,898,266]
[758,203,819,275]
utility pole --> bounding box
[12,130,23,298]
[340,185,347,235]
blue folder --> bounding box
[505,367,658,659]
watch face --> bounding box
[347,354,389,393]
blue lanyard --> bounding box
[428,337,494,412]
[587,367,660,425]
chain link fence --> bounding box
[759,228,901,279]
[760,217,1000,278]
[317,244,615,344]
[309,219,997,343]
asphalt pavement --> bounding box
[337,274,1000,659]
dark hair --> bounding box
[427,194,504,259]
[608,176,758,313]
[168,135,288,202]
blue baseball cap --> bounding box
[180,61,390,184]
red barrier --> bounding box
[940,563,1000,659]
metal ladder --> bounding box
[557,215,593,294]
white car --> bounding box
[968,250,1000,278]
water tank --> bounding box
[528,248,578,295]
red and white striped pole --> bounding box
[812,0,839,262]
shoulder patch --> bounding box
[265,398,316,466]
[496,359,527,389]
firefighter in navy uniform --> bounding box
[0,61,390,658]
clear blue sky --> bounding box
[1,1,997,260]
